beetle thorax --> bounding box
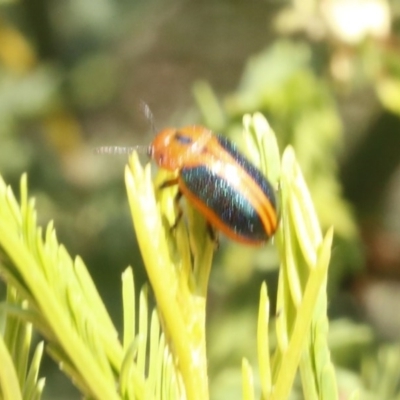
[150,127,212,171]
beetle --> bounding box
[148,126,278,245]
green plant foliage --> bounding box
[124,113,342,399]
[125,152,214,400]
[239,114,338,400]
[0,286,45,400]
[0,113,350,399]
[1,2,399,398]
[0,287,45,400]
[0,173,181,399]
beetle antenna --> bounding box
[139,99,157,134]
[93,100,156,156]
[93,145,148,155]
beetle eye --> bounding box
[175,133,193,145]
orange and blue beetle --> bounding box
[148,126,278,245]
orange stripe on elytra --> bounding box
[206,138,277,237]
[175,130,277,237]
[178,178,265,245]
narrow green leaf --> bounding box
[84,317,115,384]
[245,112,281,186]
[31,378,46,400]
[31,377,45,400]
[155,334,165,399]
[0,334,23,400]
[282,207,302,308]
[257,282,271,398]
[122,267,135,352]
[137,286,149,376]
[23,341,44,400]
[146,310,161,398]
[241,358,255,400]
[119,338,145,399]
[3,289,32,391]
[275,269,289,353]
[320,365,339,400]
[14,317,31,387]
[271,231,331,400]
[74,256,118,338]
[5,185,22,229]
[299,350,318,400]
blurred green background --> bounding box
[1,0,400,398]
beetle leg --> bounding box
[170,190,183,231]
[159,179,218,248]
[159,177,179,190]
[158,178,184,231]
[206,223,220,249]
